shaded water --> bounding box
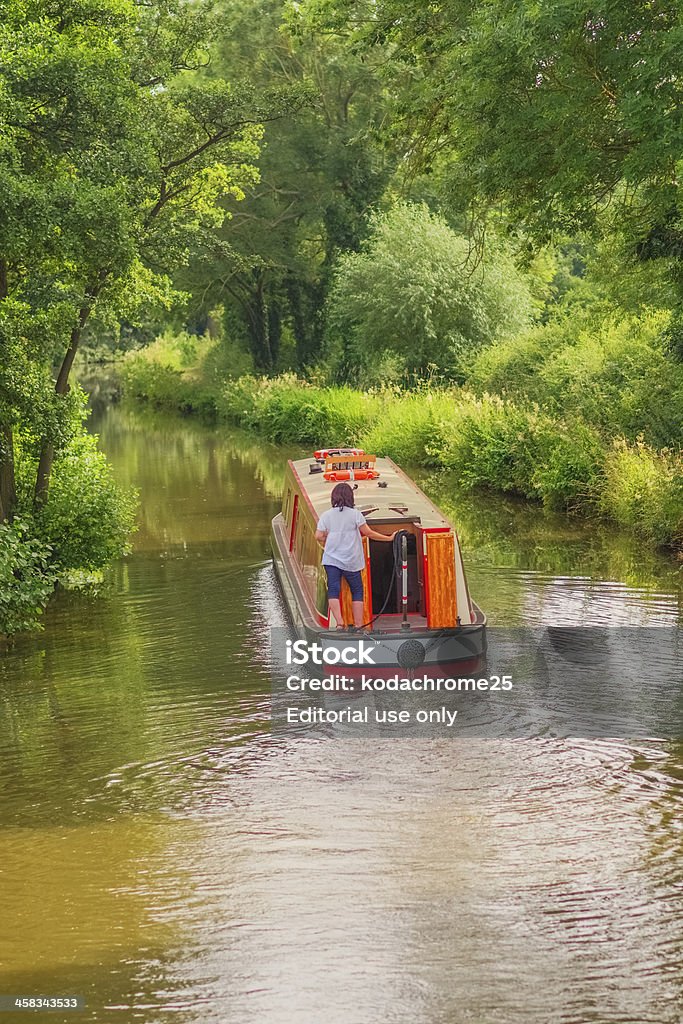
[1,403,682,1023]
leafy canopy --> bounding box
[303,0,683,256]
[326,202,534,375]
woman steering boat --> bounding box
[315,481,396,631]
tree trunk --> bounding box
[34,294,97,507]
[0,259,15,522]
[287,277,311,368]
[253,272,273,371]
[0,425,17,523]
[243,270,274,372]
[287,277,325,369]
[268,300,281,368]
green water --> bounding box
[0,402,681,1023]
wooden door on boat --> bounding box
[423,529,458,628]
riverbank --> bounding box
[121,357,683,550]
[0,389,137,639]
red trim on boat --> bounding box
[289,493,299,552]
[422,552,430,622]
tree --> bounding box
[326,203,534,377]
[0,0,304,517]
[304,1,683,260]
[177,0,393,372]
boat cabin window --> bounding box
[368,532,421,616]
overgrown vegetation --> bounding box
[324,204,534,381]
[0,519,56,636]
[122,356,683,548]
[4,0,683,630]
[0,393,137,638]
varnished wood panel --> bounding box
[425,532,457,628]
[339,539,372,626]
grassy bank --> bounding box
[121,347,683,549]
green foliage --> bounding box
[599,441,683,547]
[121,358,217,417]
[24,433,138,573]
[310,0,683,262]
[531,423,604,512]
[0,519,56,637]
[0,0,307,523]
[176,0,392,371]
[360,391,454,466]
[326,204,534,376]
[467,308,683,447]
[434,395,549,500]
[0,390,140,635]
[121,329,257,417]
[217,374,379,443]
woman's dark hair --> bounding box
[330,482,355,510]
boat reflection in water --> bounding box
[270,448,486,675]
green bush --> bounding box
[120,330,253,419]
[430,393,605,510]
[598,441,683,546]
[218,374,380,445]
[360,390,454,465]
[531,421,604,510]
[0,519,56,636]
[434,394,546,498]
[466,319,568,397]
[467,309,683,447]
[28,433,138,572]
[326,203,534,375]
[215,373,264,427]
[121,358,218,419]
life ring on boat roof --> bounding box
[323,468,380,482]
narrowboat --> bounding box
[271,448,486,673]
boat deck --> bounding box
[367,613,429,633]
[291,455,451,529]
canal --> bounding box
[0,401,681,1023]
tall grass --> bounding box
[360,390,456,465]
[217,374,381,445]
[599,441,683,546]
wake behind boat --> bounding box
[271,448,486,673]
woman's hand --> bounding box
[360,524,399,542]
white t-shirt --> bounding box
[317,506,366,571]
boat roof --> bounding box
[290,455,452,529]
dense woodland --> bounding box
[1,0,683,634]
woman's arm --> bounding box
[315,529,328,546]
[359,524,397,542]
